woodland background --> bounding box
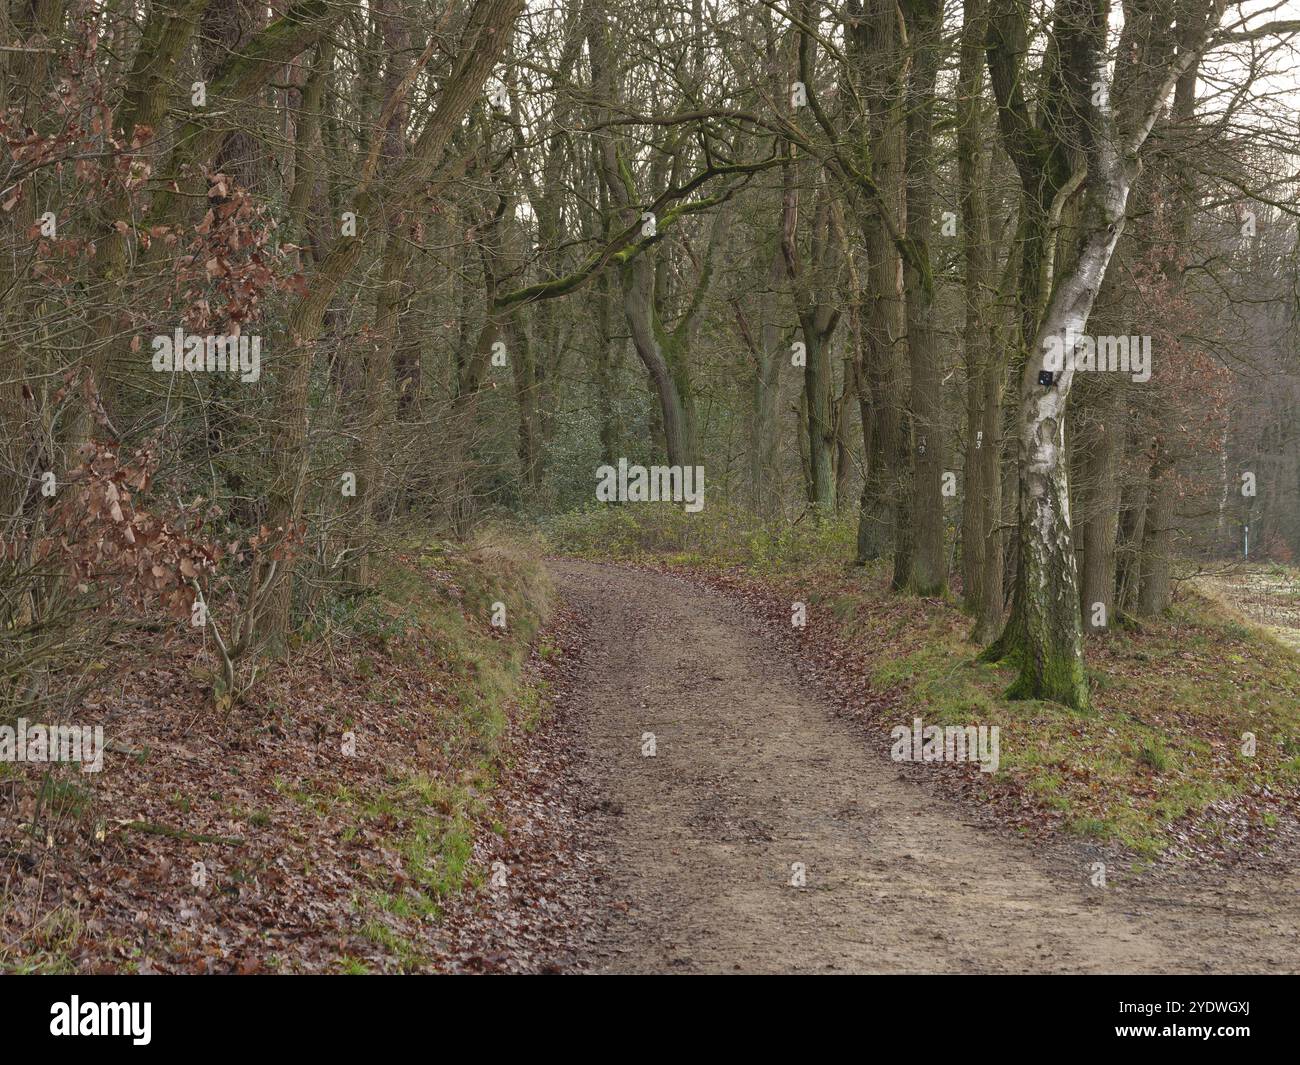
[3,0,1300,721]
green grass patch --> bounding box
[342,532,550,969]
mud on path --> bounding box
[553,560,1300,974]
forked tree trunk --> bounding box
[784,184,841,513]
[990,0,1224,708]
[256,0,524,654]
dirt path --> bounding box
[554,559,1300,974]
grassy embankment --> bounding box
[1,530,557,973]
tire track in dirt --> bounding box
[555,559,1300,974]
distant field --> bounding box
[1197,565,1300,654]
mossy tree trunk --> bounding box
[984,0,1224,709]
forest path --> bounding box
[553,559,1300,974]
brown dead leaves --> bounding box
[44,440,220,621]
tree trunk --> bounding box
[621,254,697,467]
[1137,444,1176,615]
[957,0,1003,640]
[1077,375,1127,632]
[901,0,945,594]
[848,1,907,567]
